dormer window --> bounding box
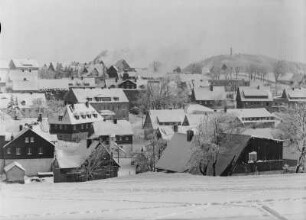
[113,97,119,101]
[87,114,91,118]
[81,114,86,119]
[87,97,92,101]
[93,114,97,118]
[58,115,63,121]
[74,115,79,120]
[21,100,26,106]
[68,83,73,86]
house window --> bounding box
[7,148,11,154]
[125,136,129,141]
[81,124,84,129]
[73,125,76,131]
[25,137,29,143]
[27,147,32,155]
[38,147,43,155]
[59,125,63,130]
[16,148,21,155]
[30,137,34,143]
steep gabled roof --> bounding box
[4,161,26,172]
[156,133,195,172]
[215,134,251,176]
[48,103,103,125]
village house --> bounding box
[274,88,306,109]
[0,120,57,176]
[0,93,47,118]
[143,109,186,138]
[53,140,119,183]
[89,119,134,157]
[49,103,103,142]
[118,79,137,89]
[191,86,227,109]
[64,87,130,120]
[227,108,278,128]
[156,131,283,175]
[236,86,273,110]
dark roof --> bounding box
[156,133,194,172]
[215,134,251,176]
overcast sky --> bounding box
[0,0,305,67]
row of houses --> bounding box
[192,84,306,111]
[0,101,134,183]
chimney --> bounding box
[10,135,14,141]
[210,84,213,91]
[173,124,178,132]
[113,119,117,124]
[187,130,194,142]
[19,125,23,131]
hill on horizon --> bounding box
[184,54,306,75]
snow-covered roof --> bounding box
[4,162,26,172]
[148,109,185,129]
[242,128,276,140]
[48,103,103,125]
[193,86,226,101]
[227,108,275,119]
[39,78,96,90]
[91,119,133,137]
[184,114,209,127]
[238,87,273,102]
[0,93,47,109]
[71,88,129,103]
[185,104,214,114]
[10,59,39,69]
[156,133,194,172]
[284,88,306,100]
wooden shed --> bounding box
[4,162,26,183]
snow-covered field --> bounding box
[0,173,305,220]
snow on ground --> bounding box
[0,173,306,220]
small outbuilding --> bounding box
[4,161,26,183]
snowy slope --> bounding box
[0,173,305,219]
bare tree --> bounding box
[137,76,189,112]
[273,60,287,95]
[275,104,306,172]
[188,113,244,176]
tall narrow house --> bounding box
[49,103,103,142]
